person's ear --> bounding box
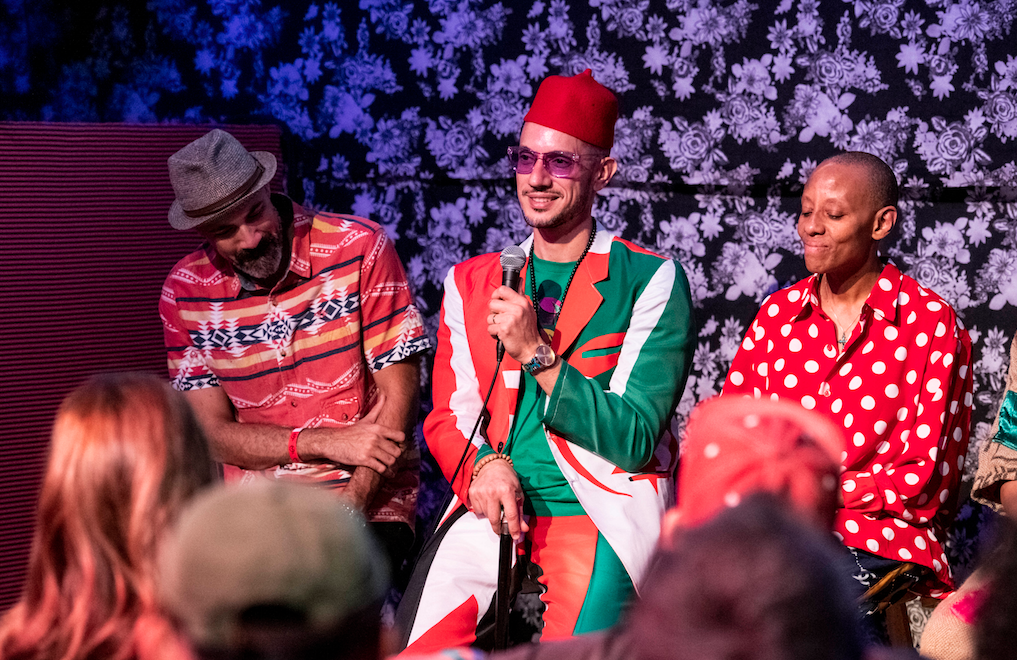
[872,205,897,240]
[591,156,618,191]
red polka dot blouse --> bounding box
[724,263,973,593]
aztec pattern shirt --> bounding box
[160,195,430,525]
[723,262,973,593]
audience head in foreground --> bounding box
[636,494,865,660]
[0,372,217,660]
[490,495,865,660]
[665,395,846,539]
[159,481,390,660]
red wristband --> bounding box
[288,427,304,464]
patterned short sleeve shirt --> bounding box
[160,196,431,524]
[723,263,973,592]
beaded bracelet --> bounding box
[288,427,304,464]
[472,452,514,479]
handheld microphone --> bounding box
[496,246,527,360]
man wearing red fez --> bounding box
[395,70,694,652]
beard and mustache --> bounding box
[233,231,285,282]
[521,188,585,231]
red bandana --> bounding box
[674,396,846,531]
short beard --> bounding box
[522,193,586,231]
[233,232,284,281]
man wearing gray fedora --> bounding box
[159,129,430,575]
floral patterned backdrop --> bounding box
[4,0,1016,578]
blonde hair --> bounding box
[0,373,217,660]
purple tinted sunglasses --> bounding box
[507,146,596,178]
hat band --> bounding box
[183,161,266,219]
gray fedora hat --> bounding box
[167,129,277,230]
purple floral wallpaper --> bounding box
[4,0,1016,575]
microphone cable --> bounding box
[395,352,506,645]
[427,350,504,539]
[427,245,525,538]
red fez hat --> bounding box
[523,69,618,150]
[673,396,846,531]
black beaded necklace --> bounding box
[528,227,597,331]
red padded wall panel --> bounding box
[0,123,285,611]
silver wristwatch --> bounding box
[521,343,556,374]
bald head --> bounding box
[818,151,898,212]
[798,153,898,280]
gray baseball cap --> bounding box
[158,481,389,648]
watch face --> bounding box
[535,343,555,367]
[522,344,556,373]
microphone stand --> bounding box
[494,508,512,650]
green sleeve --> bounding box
[474,442,496,463]
[542,260,694,472]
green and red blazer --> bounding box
[424,226,695,587]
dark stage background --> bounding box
[2,0,1016,618]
